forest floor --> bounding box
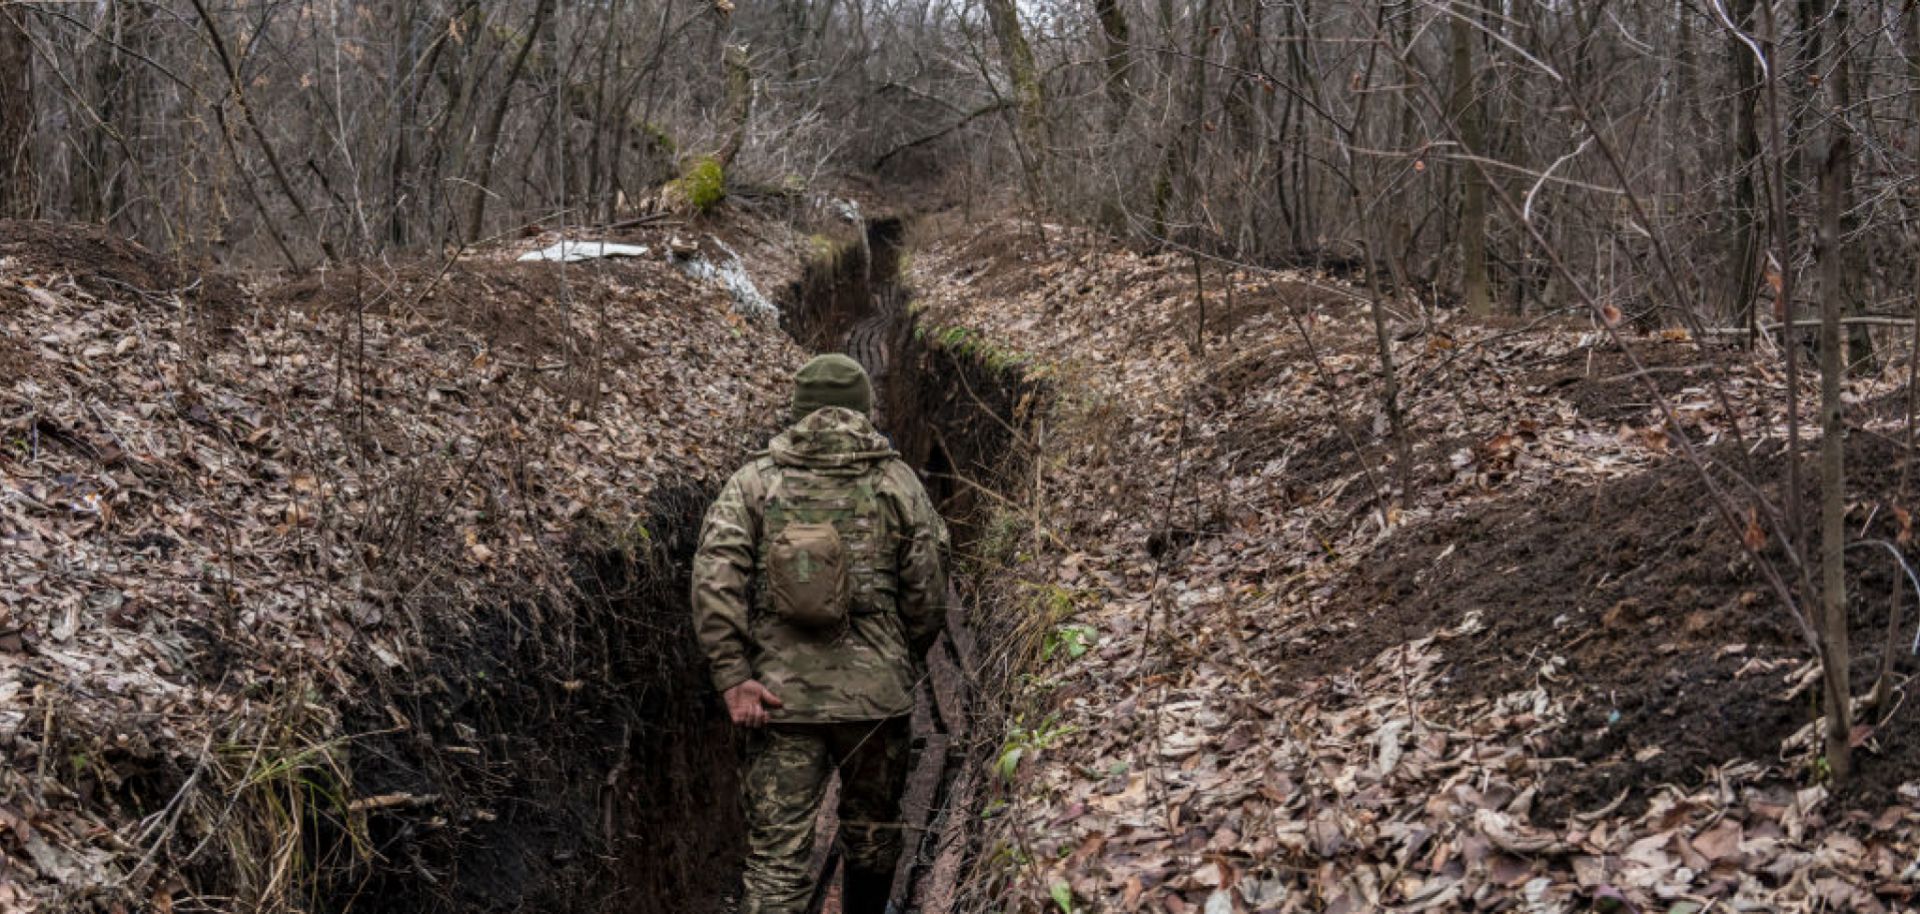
[5,202,1920,914]
[0,211,820,912]
[909,215,1920,913]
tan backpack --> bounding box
[766,521,851,628]
[761,466,880,629]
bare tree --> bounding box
[0,2,33,219]
[981,0,1045,184]
[466,0,554,243]
[1446,3,1489,316]
[1813,0,1854,783]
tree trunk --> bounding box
[715,43,754,169]
[1448,5,1490,316]
[1814,1,1852,784]
[466,0,554,243]
[1726,0,1761,334]
[1349,5,1412,494]
[1091,0,1133,127]
[1181,0,1212,212]
[388,0,427,248]
[0,3,35,219]
[1836,0,1872,371]
[981,0,1045,182]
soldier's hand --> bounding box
[724,680,784,728]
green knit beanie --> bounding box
[791,353,874,420]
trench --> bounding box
[782,215,1035,537]
[776,214,1038,911]
[323,217,1034,913]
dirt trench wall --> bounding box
[330,483,744,914]
[0,219,825,914]
[322,212,1045,914]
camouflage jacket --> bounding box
[693,407,950,723]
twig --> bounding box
[1596,365,1707,383]
[345,792,440,813]
[1848,540,1920,653]
[121,733,216,889]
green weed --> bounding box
[995,713,1074,783]
[642,121,677,155]
[977,508,1029,567]
[1042,623,1097,663]
[804,233,842,264]
[1050,880,1075,913]
[1811,754,1834,785]
[208,714,368,911]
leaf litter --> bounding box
[0,220,804,910]
[909,218,1920,913]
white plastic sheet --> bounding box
[674,238,778,319]
[516,240,651,263]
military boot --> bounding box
[840,868,895,914]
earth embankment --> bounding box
[0,218,801,912]
[904,216,1920,914]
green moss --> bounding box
[920,321,1038,376]
[676,156,726,212]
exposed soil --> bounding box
[264,257,711,365]
[0,219,811,914]
[332,482,745,914]
[1527,341,1733,424]
[779,217,899,354]
[874,217,1920,913]
[721,212,1035,911]
[309,210,1021,913]
[1309,433,1920,822]
[0,219,246,322]
[1177,277,1356,344]
[22,204,1917,912]
[0,320,29,383]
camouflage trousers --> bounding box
[739,717,912,914]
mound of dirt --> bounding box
[1527,338,1742,425]
[0,220,246,321]
[1316,433,1920,821]
[265,258,689,364]
[908,218,1920,914]
[0,222,804,913]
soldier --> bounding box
[693,353,950,914]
